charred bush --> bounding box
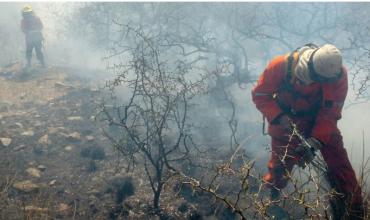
[108,205,129,220]
[33,146,43,155]
[216,206,237,220]
[174,183,209,203]
[97,23,210,209]
[105,176,134,220]
[178,202,189,213]
[86,160,97,172]
[106,176,135,204]
[188,211,203,220]
[80,145,106,160]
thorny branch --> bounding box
[97,24,210,209]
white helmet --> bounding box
[309,44,342,82]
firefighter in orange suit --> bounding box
[252,44,363,219]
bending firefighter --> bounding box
[252,44,364,219]
[21,6,45,68]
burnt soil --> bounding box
[0,64,236,220]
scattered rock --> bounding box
[38,134,51,145]
[37,165,46,171]
[67,132,81,141]
[49,180,57,186]
[86,135,95,141]
[91,176,100,182]
[20,93,26,100]
[128,210,135,217]
[14,145,27,151]
[57,203,70,215]
[25,205,49,214]
[13,180,40,193]
[64,145,73,151]
[55,82,74,89]
[21,130,35,136]
[15,122,24,129]
[47,127,60,134]
[26,167,42,178]
[34,121,42,127]
[0,138,12,147]
[25,205,48,212]
[87,188,100,196]
[67,116,83,121]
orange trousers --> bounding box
[264,132,363,205]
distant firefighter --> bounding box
[21,5,45,67]
[252,44,364,219]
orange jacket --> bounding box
[252,55,348,144]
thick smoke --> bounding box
[0,3,106,78]
[1,2,370,171]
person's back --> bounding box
[21,14,42,32]
[21,5,45,67]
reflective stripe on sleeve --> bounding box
[254,92,272,97]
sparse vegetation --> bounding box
[80,145,106,160]
[2,2,370,220]
[106,176,135,204]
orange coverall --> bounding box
[251,54,362,205]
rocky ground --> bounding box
[0,63,235,220]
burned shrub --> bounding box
[174,183,208,204]
[188,211,203,220]
[178,202,189,213]
[106,176,135,204]
[86,160,97,172]
[33,146,43,155]
[80,145,106,160]
[97,23,210,209]
[216,206,237,220]
[108,205,129,220]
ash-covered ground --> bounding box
[0,63,236,220]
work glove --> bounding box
[295,137,323,168]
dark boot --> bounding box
[330,195,365,220]
[267,204,290,220]
[271,187,281,201]
[26,43,33,68]
[330,196,346,220]
[35,41,45,67]
[347,203,365,220]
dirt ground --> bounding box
[0,63,233,220]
